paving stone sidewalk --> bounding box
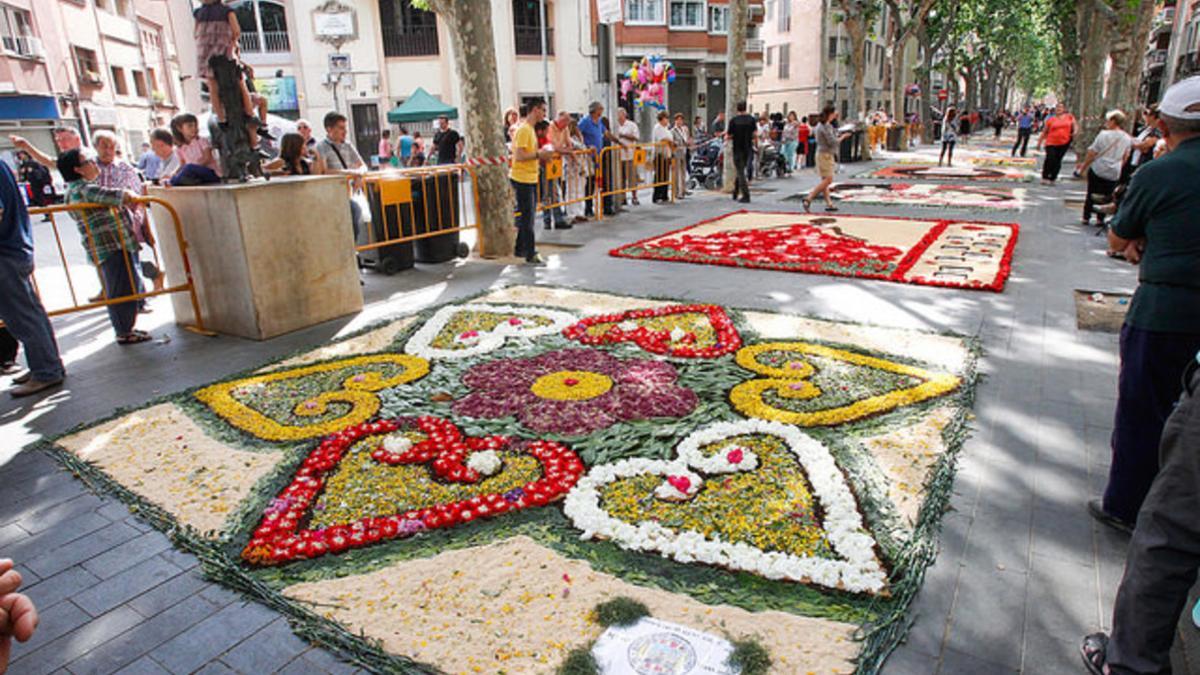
[0,143,1188,674]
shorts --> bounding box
[816,151,836,179]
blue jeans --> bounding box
[0,254,64,381]
[512,180,537,260]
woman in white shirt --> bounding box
[1075,109,1132,229]
[670,114,691,198]
[652,111,672,203]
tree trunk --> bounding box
[918,25,934,143]
[428,0,513,259]
[1105,0,1156,129]
[891,40,908,120]
[1076,0,1113,155]
[844,12,868,121]
[722,0,748,193]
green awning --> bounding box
[386,87,458,123]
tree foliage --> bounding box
[924,0,1061,106]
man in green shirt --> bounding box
[1080,75,1200,675]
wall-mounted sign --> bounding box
[329,53,351,73]
[313,0,357,42]
[596,0,622,24]
[257,76,299,112]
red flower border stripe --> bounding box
[609,210,1020,293]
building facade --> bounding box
[1163,0,1200,89]
[176,0,600,163]
[605,0,765,131]
[748,0,911,122]
[0,0,188,162]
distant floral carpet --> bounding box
[863,163,1034,182]
[611,210,1019,292]
[821,182,1025,211]
[49,286,979,674]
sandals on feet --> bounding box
[801,198,812,213]
[1080,632,1109,675]
[117,330,152,345]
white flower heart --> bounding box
[563,419,887,594]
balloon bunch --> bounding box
[619,55,677,110]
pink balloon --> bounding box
[654,63,665,77]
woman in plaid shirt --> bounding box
[57,149,151,345]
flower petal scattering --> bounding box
[404,304,578,360]
[195,355,430,441]
[242,416,584,566]
[610,211,1019,292]
[452,348,699,436]
[729,342,962,426]
[561,304,742,359]
[563,419,888,594]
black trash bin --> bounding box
[839,130,864,163]
[886,126,905,151]
[411,173,468,263]
[362,180,415,276]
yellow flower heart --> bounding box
[195,355,430,441]
[729,342,960,426]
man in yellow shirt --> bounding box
[511,98,553,265]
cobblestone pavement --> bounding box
[0,141,1182,674]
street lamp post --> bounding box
[539,0,550,110]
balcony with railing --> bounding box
[746,38,764,52]
[514,25,553,56]
[1146,48,1168,70]
[1179,51,1200,77]
[238,30,290,54]
[382,24,439,57]
[1,35,44,59]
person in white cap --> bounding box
[1081,75,1200,675]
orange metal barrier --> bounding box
[596,141,676,220]
[359,163,482,260]
[536,148,597,223]
[15,197,213,335]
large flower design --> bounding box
[452,348,698,436]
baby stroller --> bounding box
[758,141,790,179]
[687,137,724,191]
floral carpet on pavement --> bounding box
[862,163,1034,182]
[48,286,979,674]
[821,182,1025,211]
[610,210,1019,292]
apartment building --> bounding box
[186,0,597,163]
[1163,0,1200,89]
[0,0,187,161]
[748,0,903,121]
[607,0,765,130]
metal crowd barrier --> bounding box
[536,148,597,223]
[596,141,676,219]
[358,163,483,259]
[11,197,213,335]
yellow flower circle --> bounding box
[530,370,614,401]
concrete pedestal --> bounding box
[148,176,363,340]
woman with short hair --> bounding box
[801,106,850,212]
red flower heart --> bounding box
[241,416,585,566]
[667,475,692,493]
[561,304,741,359]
